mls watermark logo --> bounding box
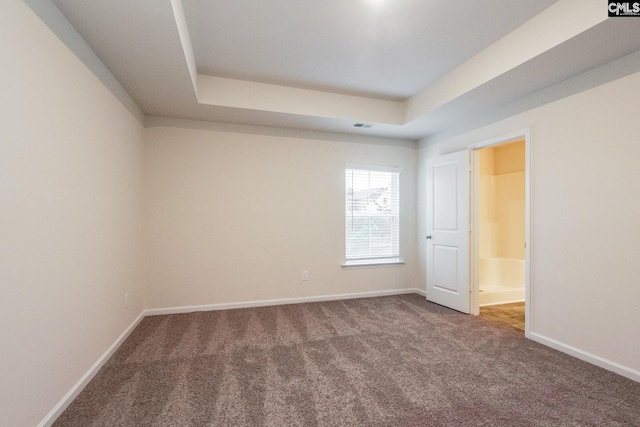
[609,1,640,16]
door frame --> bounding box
[468,129,531,338]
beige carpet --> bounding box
[54,294,640,426]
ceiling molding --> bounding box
[24,0,145,125]
[403,0,606,123]
[145,116,417,147]
[47,0,640,139]
[196,75,405,125]
[170,0,198,96]
[168,0,614,131]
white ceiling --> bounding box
[48,0,640,140]
[183,0,556,100]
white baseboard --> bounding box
[41,288,424,424]
[145,288,420,316]
[38,312,146,427]
[529,332,640,383]
[479,298,525,307]
[40,290,639,427]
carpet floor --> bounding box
[54,294,640,426]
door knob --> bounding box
[426,235,432,239]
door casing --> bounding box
[468,129,531,338]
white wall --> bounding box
[144,122,418,309]
[5,1,638,425]
[417,70,640,375]
[0,3,145,426]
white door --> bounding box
[425,151,470,313]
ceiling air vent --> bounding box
[353,123,374,128]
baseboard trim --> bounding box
[529,332,640,383]
[145,288,420,316]
[40,290,640,427]
[41,288,424,424]
[38,311,146,427]
[479,299,525,307]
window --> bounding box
[344,165,401,266]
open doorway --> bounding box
[470,132,530,336]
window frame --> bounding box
[342,164,404,268]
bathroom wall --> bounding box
[479,147,497,258]
[479,141,525,261]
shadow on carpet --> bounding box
[54,294,640,426]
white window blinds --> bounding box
[345,166,400,263]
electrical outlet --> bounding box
[301,271,308,281]
[125,293,129,308]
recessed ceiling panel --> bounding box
[46,0,640,140]
[182,0,558,100]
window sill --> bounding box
[341,259,405,269]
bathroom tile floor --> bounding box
[479,302,525,333]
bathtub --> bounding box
[479,257,525,306]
